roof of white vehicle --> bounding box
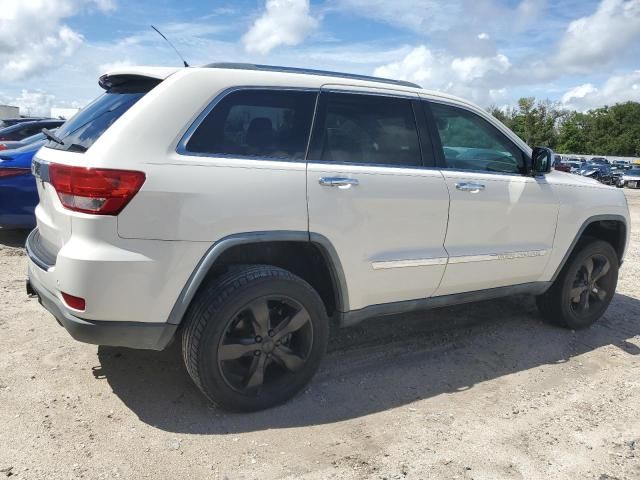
[102,62,472,107]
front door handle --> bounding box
[319,177,359,189]
[455,182,485,193]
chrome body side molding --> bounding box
[372,257,448,270]
[371,249,548,270]
[448,249,549,264]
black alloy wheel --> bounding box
[568,254,613,316]
[217,295,313,394]
[182,265,329,412]
[536,239,619,329]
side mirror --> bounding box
[531,146,553,175]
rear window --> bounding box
[47,78,159,153]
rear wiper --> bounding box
[67,143,88,153]
[42,128,64,146]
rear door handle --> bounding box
[455,182,485,193]
[319,177,359,189]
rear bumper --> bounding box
[27,269,177,351]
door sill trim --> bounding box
[339,281,551,327]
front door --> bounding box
[425,100,559,296]
[306,88,450,311]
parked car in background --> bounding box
[567,161,582,173]
[0,117,48,129]
[0,119,64,141]
[554,162,572,172]
[612,160,631,170]
[619,167,640,189]
[590,157,609,165]
[0,139,46,228]
[611,167,625,188]
[579,163,616,185]
[0,131,50,151]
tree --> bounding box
[489,99,640,157]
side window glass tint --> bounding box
[185,89,317,160]
[430,103,524,174]
[314,92,421,167]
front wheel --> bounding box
[537,239,619,329]
[181,265,329,412]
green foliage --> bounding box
[488,99,640,157]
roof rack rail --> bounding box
[203,62,422,89]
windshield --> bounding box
[46,78,159,153]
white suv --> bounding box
[26,63,630,411]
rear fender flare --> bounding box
[166,231,348,325]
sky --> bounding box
[1,0,639,117]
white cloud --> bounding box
[554,0,640,72]
[561,71,640,110]
[374,46,437,84]
[242,0,319,54]
[0,0,114,81]
[477,33,490,40]
[334,0,462,34]
[451,54,511,82]
[0,90,56,117]
[374,45,513,105]
[561,83,598,105]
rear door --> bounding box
[306,88,450,311]
[424,100,559,296]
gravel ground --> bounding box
[1,190,639,480]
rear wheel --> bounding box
[537,239,618,329]
[181,265,329,412]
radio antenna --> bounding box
[151,25,189,67]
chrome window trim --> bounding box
[439,167,534,179]
[176,86,320,161]
[306,159,440,172]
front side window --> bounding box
[430,102,525,174]
[185,89,317,160]
[310,92,422,167]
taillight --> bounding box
[0,145,7,151]
[0,167,31,178]
[48,163,145,215]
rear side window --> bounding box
[184,89,317,160]
[309,92,422,167]
[47,78,159,153]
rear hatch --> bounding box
[31,72,165,255]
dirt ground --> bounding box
[1,191,639,480]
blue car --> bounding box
[0,139,46,228]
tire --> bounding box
[536,239,618,329]
[181,265,329,412]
